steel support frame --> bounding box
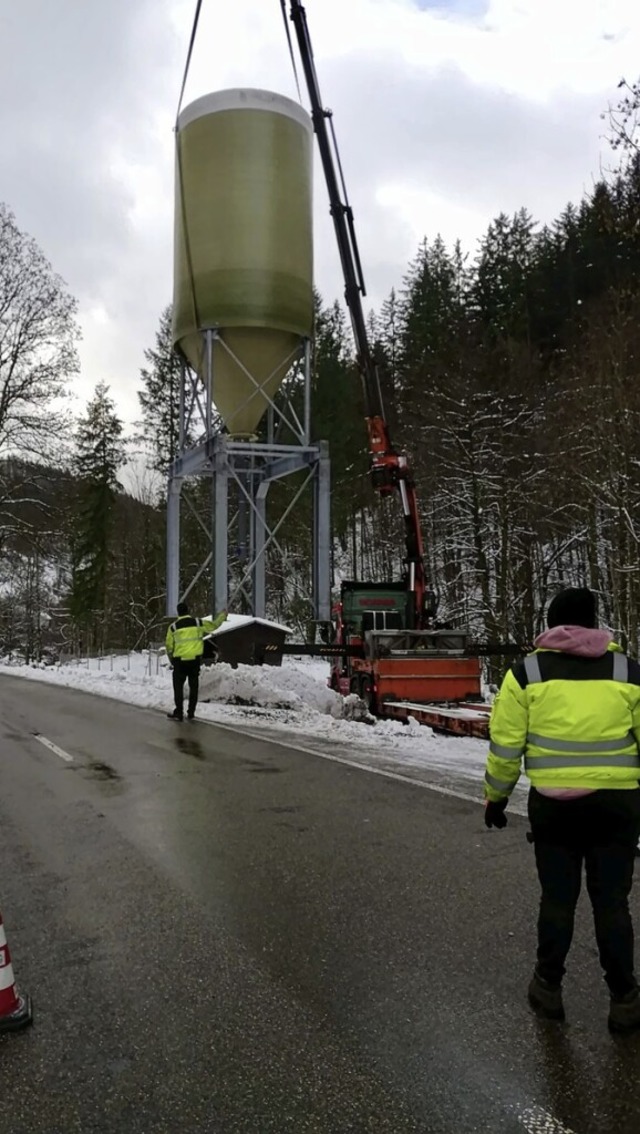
[166,331,331,624]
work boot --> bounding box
[187,712,195,721]
[167,709,183,721]
[528,970,565,1021]
[608,989,640,1034]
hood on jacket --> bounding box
[533,624,613,658]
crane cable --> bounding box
[279,0,302,103]
[176,0,204,125]
[174,0,205,371]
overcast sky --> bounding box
[1,0,637,429]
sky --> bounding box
[0,0,638,430]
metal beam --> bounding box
[261,453,315,482]
[252,481,268,618]
[166,479,182,616]
[213,442,228,614]
[169,444,209,480]
[314,441,332,621]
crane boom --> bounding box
[286,0,431,626]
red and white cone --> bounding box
[0,910,33,1033]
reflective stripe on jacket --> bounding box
[484,644,640,802]
[165,612,225,661]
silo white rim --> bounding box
[178,89,312,133]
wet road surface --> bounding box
[1,675,640,1133]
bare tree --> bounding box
[0,203,79,460]
[607,78,640,157]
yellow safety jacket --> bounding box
[484,643,640,802]
[165,612,226,662]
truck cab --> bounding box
[330,580,484,724]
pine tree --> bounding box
[70,382,125,647]
[374,288,402,438]
[529,207,580,356]
[399,237,464,379]
[475,209,537,344]
[137,305,185,478]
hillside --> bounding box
[0,458,165,660]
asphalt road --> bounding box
[1,676,640,1134]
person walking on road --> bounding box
[165,602,226,721]
[483,587,640,1032]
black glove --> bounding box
[485,798,508,829]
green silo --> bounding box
[173,89,314,437]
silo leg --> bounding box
[166,479,182,616]
[213,450,228,615]
[313,443,331,622]
[253,482,269,619]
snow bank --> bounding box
[198,659,341,716]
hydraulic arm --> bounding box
[285,1,431,624]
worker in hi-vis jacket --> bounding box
[165,601,226,722]
[484,587,640,1033]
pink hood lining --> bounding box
[533,625,614,658]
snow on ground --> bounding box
[0,651,503,802]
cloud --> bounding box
[316,51,608,224]
[0,0,179,423]
[414,0,489,15]
[0,0,637,427]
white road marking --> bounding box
[516,1105,577,1133]
[201,717,528,817]
[33,733,74,764]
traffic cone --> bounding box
[0,910,33,1034]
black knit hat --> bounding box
[547,587,597,629]
[177,600,189,616]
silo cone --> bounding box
[173,89,314,437]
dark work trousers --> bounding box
[172,658,201,718]
[528,787,640,996]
